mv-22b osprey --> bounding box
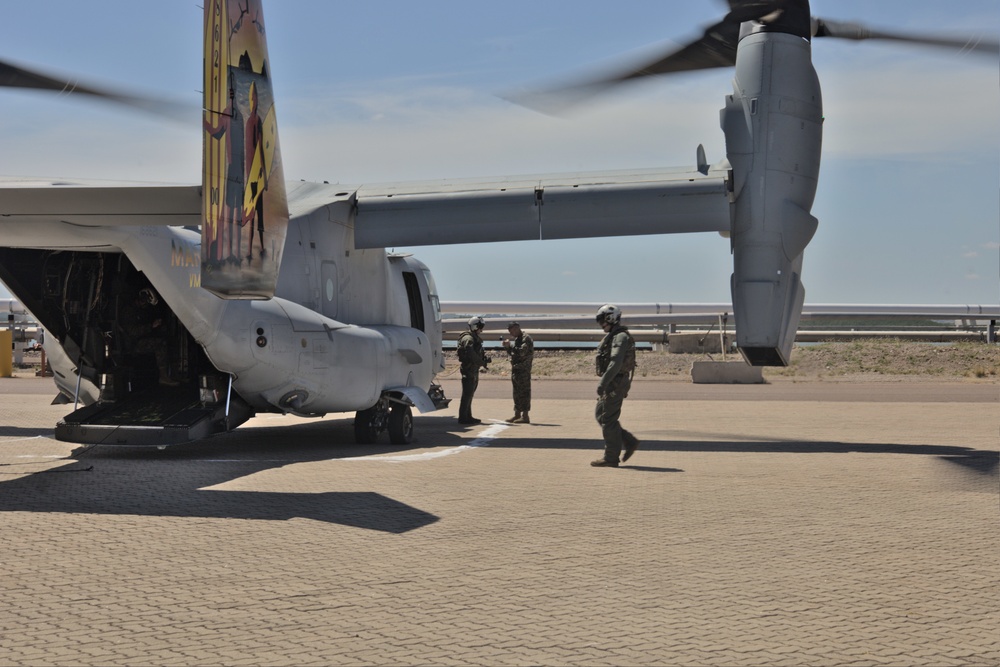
[0,1,994,446]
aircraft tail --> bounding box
[201,0,289,298]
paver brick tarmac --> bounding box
[1,375,997,666]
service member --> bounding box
[120,288,178,386]
[503,321,533,423]
[456,316,488,424]
[592,304,639,467]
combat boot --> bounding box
[518,412,530,424]
[508,412,520,423]
[590,458,619,468]
[622,432,640,462]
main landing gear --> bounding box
[353,395,414,445]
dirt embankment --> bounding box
[9,339,998,383]
[445,339,1000,382]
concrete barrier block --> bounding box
[690,360,764,384]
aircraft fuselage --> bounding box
[0,183,444,431]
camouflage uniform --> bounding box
[119,293,176,385]
[506,331,534,416]
[456,329,487,423]
[594,324,637,463]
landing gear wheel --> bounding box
[353,407,379,444]
[388,405,413,445]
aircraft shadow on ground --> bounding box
[380,416,998,476]
[0,418,472,533]
[2,417,995,528]
[489,435,999,475]
[0,469,439,534]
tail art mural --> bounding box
[202,0,288,298]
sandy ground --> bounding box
[450,339,1000,383]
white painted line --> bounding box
[339,421,510,463]
[3,436,47,445]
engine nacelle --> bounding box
[723,30,823,366]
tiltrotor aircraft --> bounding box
[0,0,995,446]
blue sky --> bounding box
[1,1,997,306]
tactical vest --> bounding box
[596,327,636,378]
[457,331,483,368]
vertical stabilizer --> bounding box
[202,0,289,298]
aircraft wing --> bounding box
[0,166,732,246]
[0,179,201,227]
[352,166,731,249]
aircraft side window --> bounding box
[320,261,338,319]
[421,268,442,322]
[402,271,425,332]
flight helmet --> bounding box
[139,288,159,306]
[468,316,485,331]
[596,304,621,327]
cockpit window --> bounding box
[421,268,441,322]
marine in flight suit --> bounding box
[592,305,640,467]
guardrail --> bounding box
[441,301,1000,318]
[441,302,999,345]
[442,328,987,345]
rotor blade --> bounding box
[504,16,743,115]
[504,1,802,115]
[812,18,1000,55]
[615,20,742,81]
[0,58,195,123]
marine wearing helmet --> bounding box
[592,304,639,467]
[456,315,488,424]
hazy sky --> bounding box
[1,1,997,306]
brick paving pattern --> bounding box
[1,376,997,666]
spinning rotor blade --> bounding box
[0,58,194,122]
[504,18,740,114]
[812,18,1000,55]
[505,2,794,114]
[508,0,996,114]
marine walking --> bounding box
[591,304,640,467]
